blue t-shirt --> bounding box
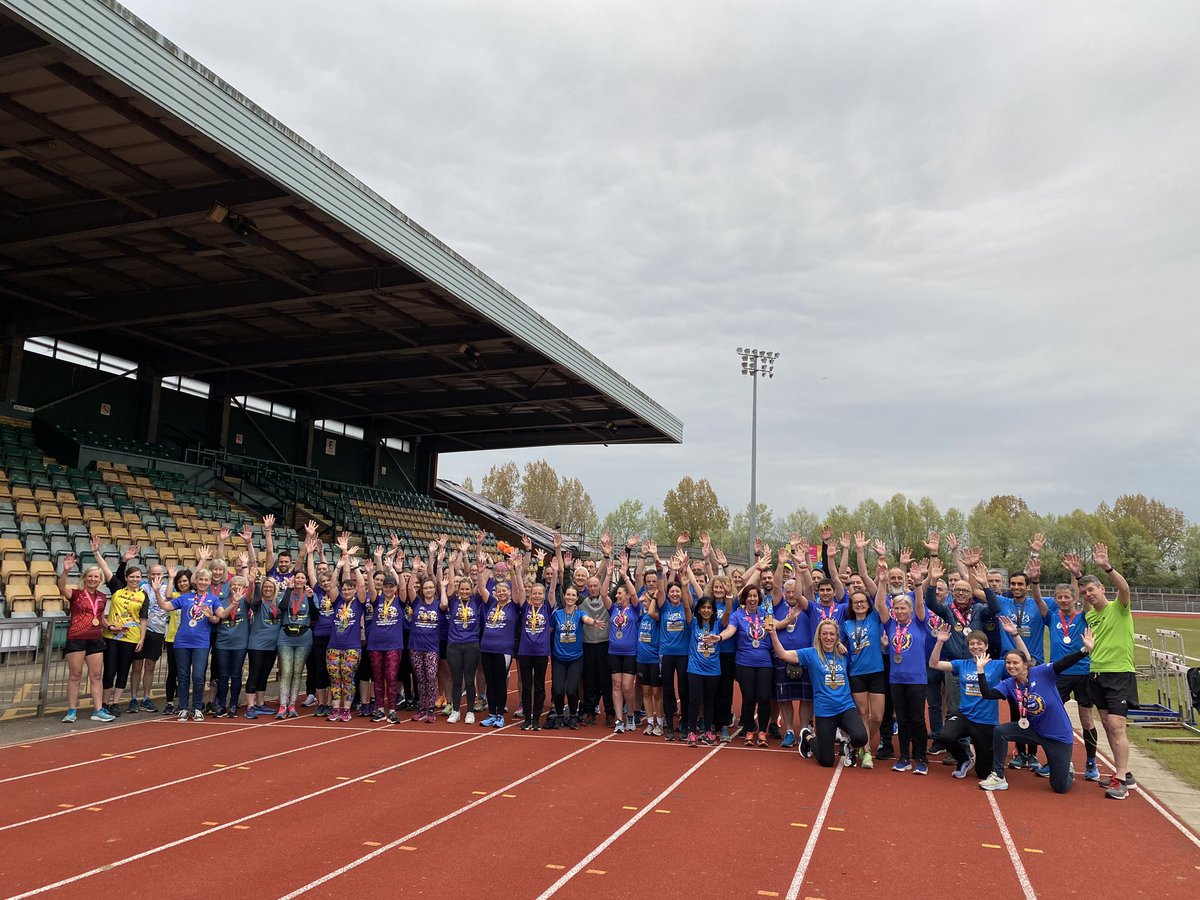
[518,600,553,656]
[480,596,519,653]
[773,606,811,655]
[657,601,689,656]
[328,597,366,651]
[841,612,884,677]
[715,599,737,655]
[636,600,660,664]
[729,607,772,667]
[447,595,483,644]
[171,591,219,649]
[951,658,1007,725]
[687,619,721,676]
[215,596,250,650]
[806,601,846,638]
[796,647,855,718]
[408,599,442,653]
[608,603,639,656]
[997,595,1046,663]
[366,593,405,651]
[1046,608,1090,675]
[990,664,1074,744]
[885,615,927,684]
[552,607,585,661]
[248,589,282,651]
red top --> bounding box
[67,588,107,641]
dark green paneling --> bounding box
[18,354,140,434]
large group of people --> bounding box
[57,519,1138,799]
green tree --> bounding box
[663,476,729,541]
[1180,525,1200,590]
[1112,494,1188,565]
[518,459,561,524]
[480,461,519,508]
[986,494,1030,520]
[559,477,598,537]
[780,507,820,542]
[879,493,926,555]
[461,476,475,493]
[643,506,671,545]
[601,499,647,545]
[721,502,778,554]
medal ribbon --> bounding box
[1014,682,1028,720]
[892,621,909,655]
[1058,609,1076,644]
[748,613,764,641]
[951,604,971,630]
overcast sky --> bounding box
[127,0,1200,522]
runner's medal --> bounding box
[87,590,102,628]
[892,621,908,666]
[1015,682,1029,729]
[1018,717,1029,729]
[749,612,764,648]
[952,604,970,634]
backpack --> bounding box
[1187,667,1200,712]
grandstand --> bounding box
[0,0,680,648]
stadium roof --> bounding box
[0,0,683,453]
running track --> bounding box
[1,672,1198,899]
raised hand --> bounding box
[1081,627,1095,654]
[713,548,728,567]
[237,551,250,569]
[928,557,945,580]
[263,514,276,531]
[373,546,384,560]
[821,524,833,544]
[89,535,100,554]
[998,615,1017,635]
[337,533,351,553]
[618,549,629,568]
[427,540,438,555]
[1063,552,1083,578]
[303,536,318,555]
[677,531,690,546]
[699,531,711,548]
[754,537,765,556]
[197,545,212,562]
[63,552,76,573]
[535,548,547,565]
[240,523,254,545]
[626,534,640,550]
[855,531,868,550]
[600,532,613,554]
[1092,543,1110,569]
[876,556,889,577]
[936,621,951,641]
[1025,557,1041,582]
[437,534,448,549]
[946,533,959,552]
[552,532,562,550]
[839,532,851,550]
[390,532,400,549]
[960,546,982,567]
[898,547,913,568]
[305,520,318,538]
[458,539,470,554]
[872,538,887,558]
[1029,532,1046,554]
[522,535,533,552]
[646,541,658,558]
[219,525,232,542]
[476,530,487,544]
[123,545,140,562]
[924,531,939,554]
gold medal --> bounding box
[91,617,100,627]
[955,624,964,633]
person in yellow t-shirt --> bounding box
[101,565,149,716]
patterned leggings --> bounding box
[277,643,310,708]
[326,648,362,705]
[410,650,439,715]
[369,649,401,710]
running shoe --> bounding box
[141,698,158,713]
[927,744,945,756]
[799,726,815,759]
[643,719,654,736]
[515,705,524,719]
[387,711,400,724]
[687,731,698,747]
[521,720,535,731]
[605,714,616,729]
[626,716,636,732]
[569,715,580,730]
[719,726,730,743]
[952,759,972,779]
[841,741,856,768]
[768,723,782,740]
[127,698,139,714]
[875,742,894,761]
[1084,761,1101,782]
[327,709,340,722]
[448,710,461,724]
[371,709,387,722]
[163,702,175,715]
[466,711,476,725]
[192,709,204,722]
[225,706,239,718]
[492,716,505,728]
[341,709,354,722]
[703,731,717,745]
[757,732,768,747]
[244,708,259,720]
[1035,764,1051,778]
[213,705,227,718]
[274,708,287,720]
[178,709,190,722]
[436,694,447,709]
[781,730,796,749]
[443,703,455,717]
[979,773,1009,791]
[302,694,318,707]
[860,749,874,769]
[652,721,663,737]
[614,719,625,734]
[474,697,486,712]
[62,709,77,723]
[1105,776,1128,800]
[106,704,121,717]
[287,706,298,718]
[664,725,676,742]
[1125,772,1137,790]
[891,757,912,773]
[481,715,496,727]
[1008,754,1026,770]
[913,761,929,775]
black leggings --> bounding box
[519,654,548,722]
[480,651,509,716]
[1007,697,1039,760]
[880,655,895,744]
[103,639,136,691]
[814,708,869,767]
[686,672,718,733]
[551,657,584,716]
[447,641,480,710]
[991,722,1075,793]
[736,665,773,732]
[717,653,736,728]
[307,635,331,692]
[661,654,690,728]
[891,682,928,761]
[582,641,613,716]
[164,641,177,702]
[938,715,995,779]
[246,649,277,694]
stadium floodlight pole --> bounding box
[738,347,778,561]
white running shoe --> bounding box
[447,710,461,724]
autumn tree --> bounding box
[461,476,475,493]
[480,461,519,508]
[985,494,1029,520]
[663,476,729,541]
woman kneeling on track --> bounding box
[770,619,867,767]
[978,628,1094,794]
[928,617,1025,780]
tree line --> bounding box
[470,462,1200,589]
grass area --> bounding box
[1128,613,1200,790]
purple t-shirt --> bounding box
[518,600,553,656]
[480,595,518,653]
[730,607,772,667]
[408,599,442,653]
[447,595,483,644]
[366,593,405,652]
[885,615,927,684]
[312,587,335,638]
[327,596,366,651]
[607,603,640,656]
[990,663,1073,744]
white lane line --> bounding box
[984,792,1037,900]
[0,726,367,832]
[535,744,723,899]
[0,725,253,784]
[0,716,150,749]
[7,726,511,899]
[784,765,842,900]
[278,732,616,898]
[1078,732,1200,850]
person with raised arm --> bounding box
[324,541,369,723]
[548,573,601,729]
[100,557,149,717]
[406,543,444,723]
[856,533,895,758]
[875,554,929,774]
[306,533,337,718]
[274,566,316,719]
[58,551,113,723]
[840,583,886,768]
[1067,544,1136,799]
[633,548,664,736]
[771,618,867,767]
[213,563,251,718]
[604,555,641,733]
[364,547,405,724]
[977,628,1095,794]
[1044,564,1100,781]
[157,557,221,722]
[717,560,776,746]
[703,538,738,742]
[683,590,731,746]
[657,552,691,741]
[516,546,554,731]
[771,540,812,751]
[478,543,522,728]
[244,564,281,719]
[929,617,1025,779]
[444,538,483,724]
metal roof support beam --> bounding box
[402,408,628,439]
[317,383,606,420]
[429,426,670,453]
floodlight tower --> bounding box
[737,347,779,560]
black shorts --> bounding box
[65,638,105,655]
[1089,671,1137,717]
[636,661,662,687]
[357,646,373,681]
[1057,672,1093,708]
[134,631,166,662]
[850,670,888,695]
[608,654,636,676]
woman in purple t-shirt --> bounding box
[477,554,526,728]
[516,571,552,730]
[325,554,369,723]
[407,572,444,723]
